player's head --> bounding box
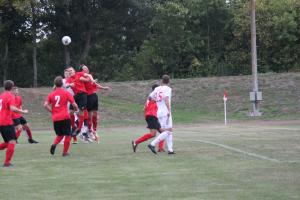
[79,64,89,73]
[4,80,14,91]
[152,83,159,91]
[64,69,70,78]
[161,74,170,85]
[54,76,63,87]
[66,66,75,76]
[12,86,19,95]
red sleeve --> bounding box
[20,97,23,106]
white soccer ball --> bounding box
[62,36,71,46]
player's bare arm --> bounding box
[95,82,111,91]
[165,96,171,116]
[43,101,52,112]
[10,105,28,114]
[71,102,79,112]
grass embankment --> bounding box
[18,72,300,129]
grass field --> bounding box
[0,121,300,200]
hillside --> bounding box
[15,73,300,129]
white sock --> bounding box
[151,131,168,146]
[166,132,173,152]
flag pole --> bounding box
[223,90,228,126]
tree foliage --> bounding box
[0,0,299,86]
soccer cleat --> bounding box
[3,163,13,167]
[147,144,157,154]
[28,139,39,144]
[50,144,56,155]
[131,141,137,152]
[168,151,175,155]
[62,153,70,157]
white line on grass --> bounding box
[185,139,300,163]
[193,139,280,162]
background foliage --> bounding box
[0,0,299,86]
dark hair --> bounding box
[162,74,170,84]
[152,84,159,91]
[4,80,14,91]
[54,76,63,87]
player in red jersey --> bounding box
[80,65,111,143]
[131,84,168,152]
[65,67,95,136]
[44,76,78,156]
[11,87,38,143]
[0,80,28,167]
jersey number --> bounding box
[0,99,2,111]
[54,95,60,107]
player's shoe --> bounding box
[50,144,56,155]
[168,151,175,155]
[28,139,38,144]
[3,163,13,167]
[147,144,157,154]
[131,141,137,152]
[62,153,70,157]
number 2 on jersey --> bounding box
[54,95,60,107]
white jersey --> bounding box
[63,78,74,96]
[149,85,172,118]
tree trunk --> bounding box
[64,46,71,67]
[3,42,8,84]
[79,29,92,64]
[31,1,38,87]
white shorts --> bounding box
[158,115,173,129]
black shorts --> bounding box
[145,116,161,132]
[13,116,27,126]
[53,119,71,136]
[74,93,87,111]
[0,125,17,142]
[87,93,99,111]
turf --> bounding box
[0,122,299,200]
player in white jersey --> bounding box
[147,75,175,155]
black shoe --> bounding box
[3,163,13,167]
[50,144,56,155]
[132,141,137,152]
[28,139,38,144]
[168,151,175,155]
[147,144,157,154]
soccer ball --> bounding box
[62,36,71,46]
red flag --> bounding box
[223,90,228,101]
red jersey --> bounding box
[46,88,75,122]
[12,95,22,119]
[85,80,97,95]
[66,72,87,94]
[0,91,16,126]
[144,99,158,118]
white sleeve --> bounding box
[149,89,157,100]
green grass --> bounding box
[0,122,300,200]
[15,72,300,129]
